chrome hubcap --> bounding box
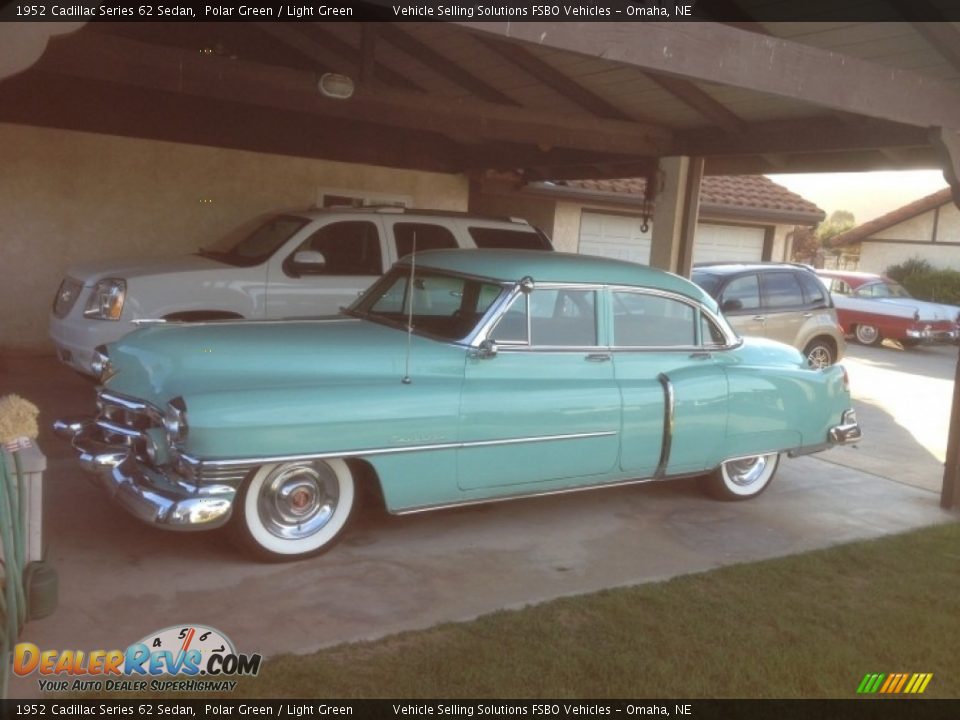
[857,325,878,343]
[258,463,338,540]
[724,456,769,487]
[807,346,831,369]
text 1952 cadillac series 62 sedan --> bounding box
[55,250,862,560]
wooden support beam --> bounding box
[645,73,745,133]
[475,35,639,122]
[34,32,672,157]
[255,22,422,92]
[676,116,930,157]
[375,23,519,106]
[455,21,960,129]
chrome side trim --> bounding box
[394,469,706,516]
[654,373,675,479]
[182,430,619,469]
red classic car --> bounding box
[817,270,960,346]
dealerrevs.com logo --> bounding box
[14,624,262,693]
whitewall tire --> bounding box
[703,452,780,501]
[229,459,356,561]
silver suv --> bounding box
[50,207,552,376]
[692,263,845,368]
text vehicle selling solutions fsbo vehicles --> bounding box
[55,251,861,560]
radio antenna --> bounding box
[402,233,416,384]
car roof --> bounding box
[287,206,534,227]
[816,270,888,286]
[405,249,715,306]
[692,262,814,276]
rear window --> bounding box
[469,227,552,250]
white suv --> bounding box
[50,207,552,375]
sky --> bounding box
[766,170,949,226]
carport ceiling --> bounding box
[3,18,960,180]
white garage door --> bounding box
[693,223,765,264]
[578,212,652,264]
[578,213,765,265]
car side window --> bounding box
[490,288,598,347]
[797,271,828,308]
[719,274,760,312]
[830,279,851,296]
[762,271,804,309]
[394,223,459,258]
[613,291,695,347]
[293,221,381,276]
[700,315,727,347]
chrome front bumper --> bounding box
[829,409,862,445]
[54,416,236,530]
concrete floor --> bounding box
[2,344,957,698]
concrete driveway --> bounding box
[2,347,956,698]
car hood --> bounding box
[65,254,228,284]
[872,297,959,322]
[103,317,459,406]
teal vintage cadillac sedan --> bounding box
[55,250,861,560]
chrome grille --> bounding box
[96,392,163,462]
[53,278,83,318]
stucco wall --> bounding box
[872,211,935,242]
[0,123,468,351]
[937,203,960,242]
[860,242,960,274]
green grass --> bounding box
[90,522,960,699]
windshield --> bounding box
[199,214,309,267]
[856,281,913,299]
[349,266,505,341]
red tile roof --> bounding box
[560,175,824,220]
[830,188,953,247]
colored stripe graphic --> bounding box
[857,672,932,694]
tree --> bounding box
[817,210,856,244]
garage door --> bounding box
[693,223,765,263]
[578,212,652,264]
[578,213,765,265]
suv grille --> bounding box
[53,278,83,318]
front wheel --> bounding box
[702,453,780,501]
[854,323,882,346]
[228,459,356,561]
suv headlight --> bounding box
[84,279,126,320]
[164,397,189,446]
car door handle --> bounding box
[802,312,813,318]
[753,315,766,322]
[689,351,712,360]
[585,353,611,362]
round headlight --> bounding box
[164,396,189,445]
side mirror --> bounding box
[721,298,744,313]
[293,250,326,271]
[475,339,498,359]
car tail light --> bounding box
[841,365,850,392]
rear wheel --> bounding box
[228,459,356,561]
[703,453,780,501]
[854,323,882,346]
[803,338,835,369]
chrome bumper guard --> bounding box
[829,409,862,445]
[53,415,235,530]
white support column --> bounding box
[648,156,704,277]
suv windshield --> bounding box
[199,214,308,267]
[349,266,504,341]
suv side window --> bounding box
[719,274,761,312]
[394,223,459,258]
[469,227,551,250]
[292,221,381,276]
[796,271,828,308]
[761,271,804,309]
